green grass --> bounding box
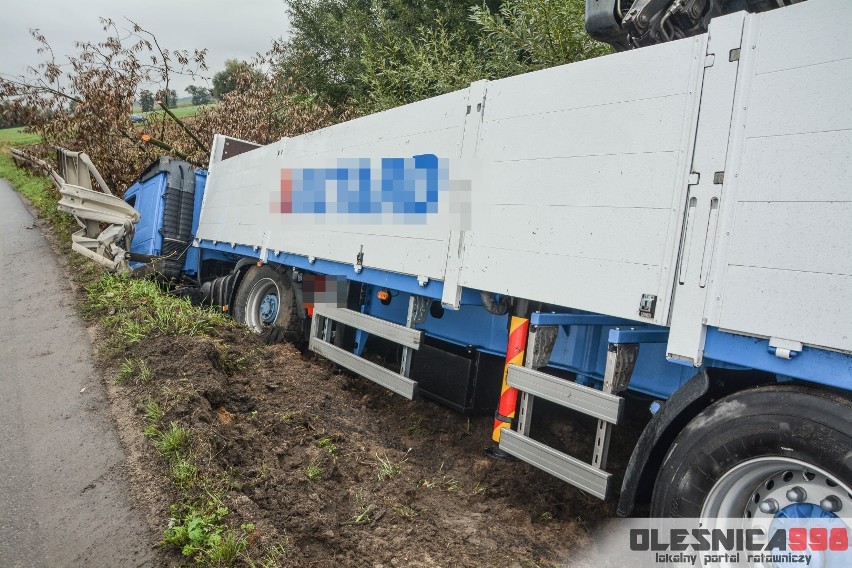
[305,463,323,482]
[170,456,198,488]
[152,422,191,456]
[0,127,41,146]
[376,452,402,481]
[143,104,211,121]
[143,398,165,423]
[164,499,254,564]
[350,504,374,525]
[115,357,153,385]
[82,272,232,349]
[317,437,338,457]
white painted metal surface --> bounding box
[695,0,852,356]
[198,88,473,284]
[665,11,745,365]
[461,37,706,325]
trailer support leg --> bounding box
[591,343,638,470]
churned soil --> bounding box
[107,323,647,567]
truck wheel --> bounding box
[232,265,297,343]
[651,385,852,519]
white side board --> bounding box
[198,35,708,324]
[702,0,852,355]
[198,88,474,283]
[460,36,706,326]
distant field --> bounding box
[0,127,40,146]
[134,104,213,120]
[164,104,207,118]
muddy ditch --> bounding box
[98,315,648,567]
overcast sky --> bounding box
[0,0,290,96]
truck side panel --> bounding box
[708,0,852,355]
[197,89,473,282]
[461,37,706,326]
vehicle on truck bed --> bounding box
[47,0,850,532]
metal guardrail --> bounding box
[10,147,139,271]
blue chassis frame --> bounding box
[196,239,851,400]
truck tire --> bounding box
[651,385,852,519]
[232,265,299,343]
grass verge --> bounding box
[82,273,232,351]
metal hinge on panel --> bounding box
[639,294,657,318]
[354,245,364,274]
[729,48,741,62]
[687,172,700,186]
[704,53,716,68]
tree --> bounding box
[185,85,212,106]
[470,0,611,77]
[155,88,178,109]
[281,0,498,109]
[0,19,207,190]
[211,59,260,99]
[280,0,611,114]
[139,89,155,112]
[360,19,485,113]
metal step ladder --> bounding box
[308,296,428,399]
[498,313,668,499]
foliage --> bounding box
[164,500,254,564]
[282,0,496,108]
[155,88,178,109]
[470,0,612,76]
[185,85,212,106]
[0,19,207,190]
[282,0,377,108]
[192,43,343,147]
[138,89,155,112]
[0,100,31,128]
[360,18,486,113]
[282,0,606,113]
[211,59,260,99]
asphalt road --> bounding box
[0,179,164,567]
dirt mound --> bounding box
[116,326,639,567]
